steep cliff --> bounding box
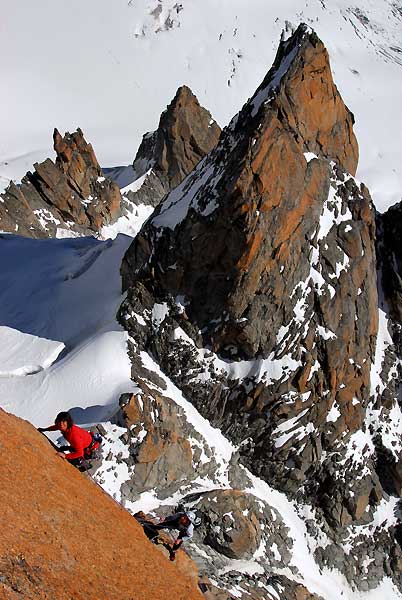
[117,85,221,209]
[118,24,402,593]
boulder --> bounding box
[116,387,195,499]
[195,489,262,559]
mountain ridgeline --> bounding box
[0,88,221,238]
[1,22,402,600]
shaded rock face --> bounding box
[118,24,402,592]
[375,202,402,498]
[95,369,221,503]
[120,24,377,487]
[121,27,366,358]
[116,388,195,499]
[377,202,402,325]
[198,576,323,600]
[0,128,122,238]
[124,85,221,208]
[136,85,221,189]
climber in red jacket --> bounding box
[38,411,95,467]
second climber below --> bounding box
[152,510,199,561]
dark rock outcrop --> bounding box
[196,489,263,559]
[0,129,122,238]
[377,201,402,326]
[118,24,402,593]
[116,388,194,499]
[122,86,221,208]
[120,23,377,486]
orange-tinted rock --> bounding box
[119,25,378,510]
[127,86,221,210]
[134,85,221,190]
[0,408,203,600]
[0,129,122,238]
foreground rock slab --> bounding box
[0,408,203,600]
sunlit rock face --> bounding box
[121,23,376,482]
[0,128,122,238]
[121,85,222,209]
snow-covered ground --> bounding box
[1,0,401,210]
[0,233,135,424]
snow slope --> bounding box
[0,234,135,424]
[1,0,401,210]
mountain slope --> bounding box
[118,24,402,595]
[0,408,203,600]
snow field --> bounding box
[0,0,401,211]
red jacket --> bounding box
[63,425,93,460]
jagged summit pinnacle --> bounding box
[236,22,358,175]
[0,128,122,238]
[133,84,221,189]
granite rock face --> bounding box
[121,23,377,486]
[134,85,221,190]
[122,85,221,209]
[0,408,203,600]
[118,24,402,592]
[196,489,263,559]
[0,128,122,238]
[377,202,402,325]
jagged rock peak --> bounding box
[0,128,122,238]
[133,84,221,188]
[245,23,359,175]
[120,23,383,520]
[117,27,402,592]
[53,127,101,180]
[122,25,367,359]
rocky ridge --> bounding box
[1,20,402,600]
[111,85,221,210]
[0,128,123,238]
[117,24,402,594]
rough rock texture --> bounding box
[118,24,402,592]
[188,488,292,564]
[116,388,195,499]
[197,576,323,600]
[123,86,221,208]
[0,408,203,600]
[374,200,402,508]
[377,202,402,325]
[93,369,221,504]
[0,129,122,238]
[120,23,377,494]
[196,489,262,559]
